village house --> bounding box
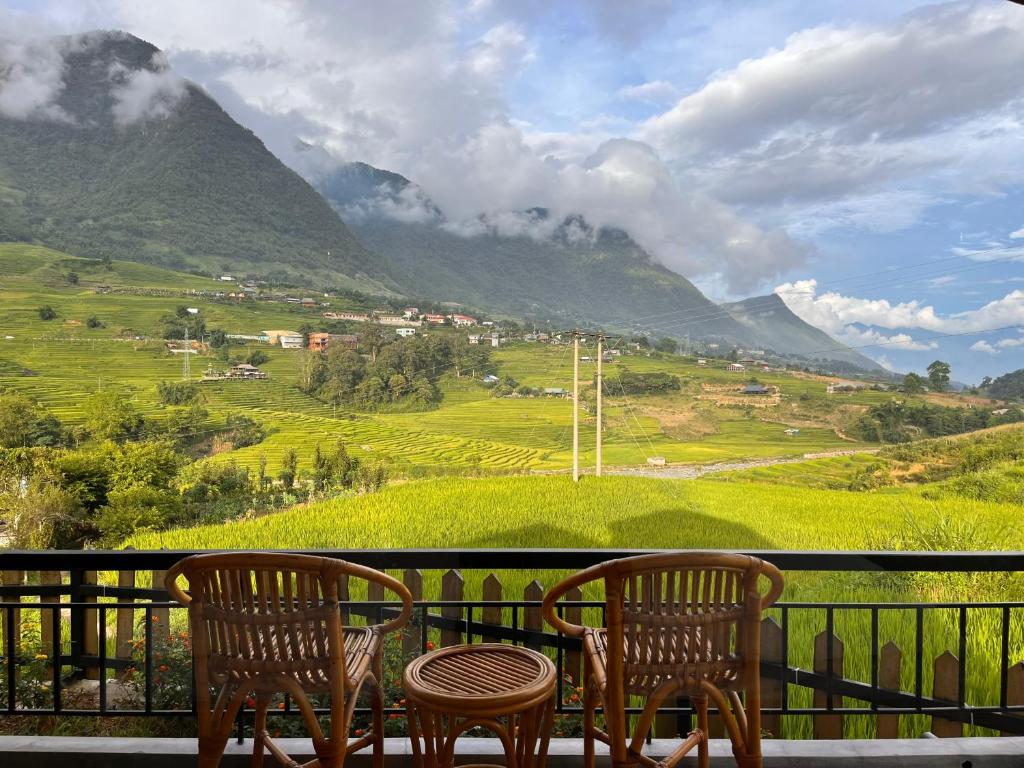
[403,307,420,318]
[226,363,268,380]
[262,330,300,345]
[468,334,482,345]
[424,313,447,324]
[743,383,771,395]
[396,327,417,338]
[308,332,331,352]
[543,387,568,397]
[827,381,866,394]
[482,374,500,385]
[279,334,304,349]
[377,314,415,326]
[728,363,746,372]
[324,310,370,322]
[300,297,317,308]
[784,428,801,436]
[226,334,270,343]
[450,313,477,327]
[697,358,708,366]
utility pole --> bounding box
[182,328,191,381]
[596,331,603,477]
[572,329,580,482]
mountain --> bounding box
[722,293,884,372]
[0,32,389,292]
[313,161,753,340]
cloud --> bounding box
[618,80,676,103]
[970,340,999,355]
[1011,227,1024,240]
[927,275,956,288]
[109,52,186,125]
[775,278,1024,352]
[466,23,533,79]
[0,34,71,121]
[640,2,1024,232]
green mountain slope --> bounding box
[0,32,388,292]
[315,162,751,340]
[722,293,883,372]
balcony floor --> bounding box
[1,736,1023,767]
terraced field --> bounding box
[2,242,990,476]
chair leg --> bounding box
[251,695,270,768]
[582,664,595,768]
[371,655,386,768]
[693,695,710,768]
[198,733,230,768]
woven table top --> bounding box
[404,643,556,713]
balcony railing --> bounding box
[1,549,1023,740]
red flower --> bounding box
[425,641,435,651]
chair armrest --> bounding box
[542,566,605,638]
[163,560,192,605]
[758,559,785,611]
[340,562,414,636]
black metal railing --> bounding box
[1,549,1023,738]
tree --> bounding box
[96,487,181,546]
[257,453,269,491]
[157,380,200,405]
[82,390,144,441]
[279,448,299,489]
[927,360,951,393]
[311,444,333,493]
[296,350,327,393]
[0,484,84,549]
[0,393,63,448]
[208,328,228,348]
[902,372,927,395]
[86,315,104,329]
[246,350,270,367]
[654,337,678,354]
[66,271,79,285]
[38,305,57,320]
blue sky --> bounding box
[3,0,1024,381]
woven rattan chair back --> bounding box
[544,552,784,768]
[166,552,412,768]
[613,560,752,695]
[180,554,347,691]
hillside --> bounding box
[722,293,883,372]
[314,162,752,341]
[0,32,388,292]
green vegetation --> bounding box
[851,399,1022,443]
[0,34,386,292]
[987,367,1024,401]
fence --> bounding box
[1,549,1023,740]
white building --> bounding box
[396,327,417,338]
[279,334,304,349]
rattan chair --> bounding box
[165,552,413,768]
[543,553,784,768]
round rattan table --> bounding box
[404,643,557,768]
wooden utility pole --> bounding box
[596,332,603,477]
[572,330,580,482]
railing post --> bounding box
[931,651,962,737]
[1,571,23,679]
[481,573,502,644]
[402,569,422,659]
[876,641,902,738]
[564,585,583,688]
[40,570,61,666]
[116,569,136,660]
[81,570,99,680]
[760,617,783,738]
[523,580,543,650]
[813,629,844,739]
[1004,661,1023,737]
[150,569,169,640]
[440,570,463,648]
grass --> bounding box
[129,473,1024,739]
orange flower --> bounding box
[388,714,399,720]
[277,702,285,710]
[158,664,169,673]
[569,694,579,703]
[246,697,257,708]
[425,641,435,651]
[354,729,364,737]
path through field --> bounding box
[606,448,880,479]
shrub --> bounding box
[37,306,56,320]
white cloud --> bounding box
[109,53,185,125]
[1008,227,1024,240]
[640,2,1024,233]
[775,278,1024,352]
[466,22,533,79]
[0,34,71,121]
[970,340,999,355]
[618,80,676,103]
[927,275,957,288]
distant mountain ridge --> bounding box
[0,32,389,292]
[722,293,882,371]
[313,161,754,341]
